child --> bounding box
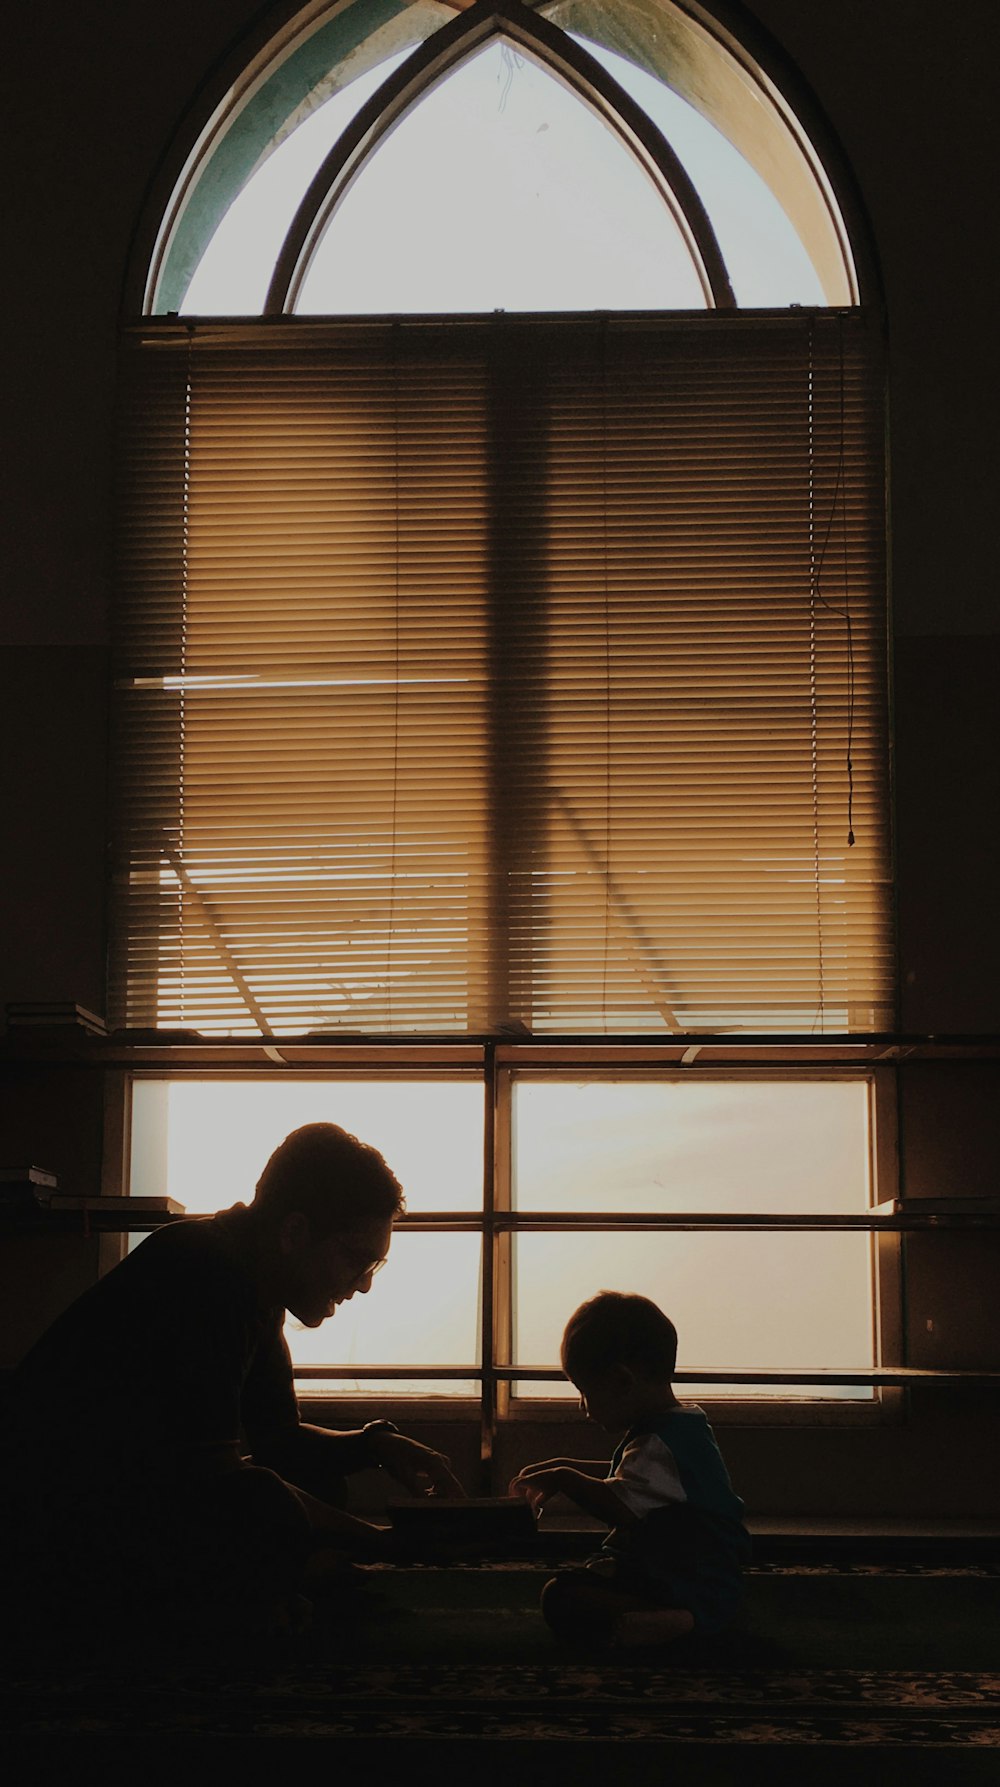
[511,1291,750,1649]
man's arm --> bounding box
[252,1421,465,1501]
[243,1313,464,1499]
[252,1421,374,1490]
[242,1314,383,1494]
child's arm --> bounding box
[510,1456,611,1483]
[509,1457,610,1511]
[511,1461,635,1527]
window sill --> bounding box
[298,1391,902,1428]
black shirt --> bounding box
[7,1206,299,1509]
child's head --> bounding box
[561,1292,678,1432]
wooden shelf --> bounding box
[4,1027,1000,1069]
[0,1196,185,1233]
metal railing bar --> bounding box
[503,1367,1000,1386]
[294,1366,481,1379]
[14,1206,998,1234]
[290,1365,1000,1386]
[396,1211,1000,1231]
[72,1031,1000,1057]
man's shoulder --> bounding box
[123,1206,255,1294]
[135,1204,243,1252]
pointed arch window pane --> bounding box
[181,50,415,315]
[575,37,826,307]
[295,41,708,314]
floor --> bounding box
[4,1544,999,1774]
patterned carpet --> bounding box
[5,1560,999,1769]
[8,1658,999,1749]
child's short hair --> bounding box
[561,1292,678,1383]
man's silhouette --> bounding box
[3,1122,462,1648]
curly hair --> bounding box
[561,1291,678,1383]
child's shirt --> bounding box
[602,1403,751,1586]
[607,1403,746,1530]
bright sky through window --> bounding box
[295,40,705,312]
[181,37,824,314]
[512,1080,873,1399]
[131,1078,873,1397]
[130,1079,485,1395]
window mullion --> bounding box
[492,1064,514,1443]
[485,328,549,1034]
[479,1041,498,1489]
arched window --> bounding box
[148,0,859,316]
[118,1,893,1419]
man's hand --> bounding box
[367,1430,466,1498]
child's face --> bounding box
[571,1367,632,1435]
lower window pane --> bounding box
[129,1079,482,1393]
[512,1230,874,1400]
[288,1231,481,1394]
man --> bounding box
[4,1122,463,1647]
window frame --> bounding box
[111,0,898,1475]
[109,1047,903,1448]
[138,0,871,318]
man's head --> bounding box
[561,1292,678,1432]
[252,1123,405,1327]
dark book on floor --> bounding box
[389,1496,538,1552]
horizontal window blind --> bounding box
[111,312,892,1036]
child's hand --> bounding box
[509,1474,546,1516]
[509,1465,566,1515]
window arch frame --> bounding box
[132,0,879,320]
[263,0,735,314]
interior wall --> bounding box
[1,0,997,1516]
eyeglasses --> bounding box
[338,1238,388,1284]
